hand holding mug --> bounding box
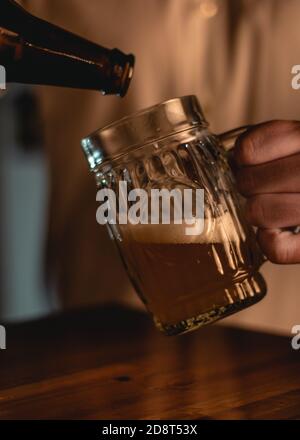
[234,121,300,264]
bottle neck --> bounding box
[0,0,134,96]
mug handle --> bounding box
[218,125,252,151]
[218,125,300,236]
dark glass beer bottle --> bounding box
[0,0,135,96]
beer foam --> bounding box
[122,212,240,244]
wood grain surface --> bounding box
[0,306,299,420]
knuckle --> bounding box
[268,246,287,265]
[245,196,267,226]
[260,234,290,264]
[236,133,258,165]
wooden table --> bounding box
[0,306,299,420]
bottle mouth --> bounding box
[118,54,135,97]
[81,95,208,171]
[104,50,135,97]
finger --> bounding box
[234,120,300,166]
[235,153,300,196]
[257,228,300,264]
[245,194,300,228]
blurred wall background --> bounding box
[0,86,56,321]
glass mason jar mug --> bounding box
[82,96,267,336]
